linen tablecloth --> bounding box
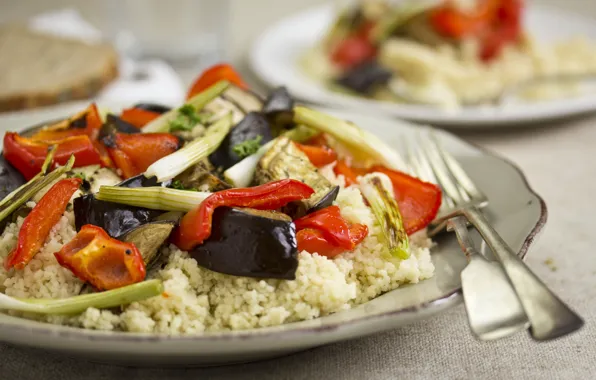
[1,0,595,379]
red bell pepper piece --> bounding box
[120,108,161,129]
[330,35,377,69]
[186,63,248,100]
[293,206,356,249]
[105,133,180,178]
[294,142,338,167]
[3,133,103,180]
[28,103,113,168]
[30,103,104,142]
[296,223,368,258]
[54,225,146,290]
[334,159,366,186]
[4,178,82,270]
[172,179,315,251]
[369,166,442,235]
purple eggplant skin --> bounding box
[309,185,340,213]
[262,86,295,128]
[209,112,274,170]
[73,194,163,238]
[336,61,393,95]
[133,103,171,114]
[0,155,25,200]
[191,207,298,280]
[117,174,171,189]
[98,114,140,143]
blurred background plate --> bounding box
[250,2,596,128]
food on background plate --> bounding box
[0,63,441,334]
[0,26,118,112]
[301,0,596,108]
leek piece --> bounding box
[223,124,319,187]
[360,173,410,259]
[142,80,230,133]
[97,186,211,212]
[0,280,163,315]
[0,155,75,225]
[293,106,408,171]
[144,113,233,182]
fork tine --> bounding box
[429,132,488,205]
[417,130,469,205]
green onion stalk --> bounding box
[359,173,410,259]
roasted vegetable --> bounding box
[0,153,74,228]
[191,207,298,280]
[4,132,103,180]
[296,224,368,258]
[360,173,409,259]
[254,137,338,218]
[367,166,442,235]
[262,86,295,128]
[209,112,273,169]
[97,186,211,212]
[133,103,171,114]
[144,113,233,182]
[172,179,314,251]
[117,174,170,189]
[73,194,163,238]
[98,114,140,140]
[119,221,175,268]
[294,142,338,167]
[335,61,393,94]
[0,280,163,315]
[223,125,320,187]
[220,85,263,114]
[120,108,161,129]
[143,80,230,133]
[4,177,82,270]
[173,160,231,192]
[187,64,248,99]
[54,225,146,290]
[104,132,181,179]
[0,155,25,200]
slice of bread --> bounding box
[0,26,119,112]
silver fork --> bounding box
[405,130,584,341]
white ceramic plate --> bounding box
[250,3,596,127]
[0,107,546,366]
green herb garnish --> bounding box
[169,105,210,132]
[170,180,198,192]
[233,135,263,159]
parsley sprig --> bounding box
[232,135,263,159]
[169,105,210,132]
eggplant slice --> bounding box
[336,61,393,95]
[191,207,298,280]
[98,114,140,142]
[209,112,273,170]
[0,155,25,200]
[254,137,338,218]
[174,160,231,191]
[117,174,171,188]
[73,194,163,238]
[133,103,172,114]
[262,86,295,129]
[119,221,175,268]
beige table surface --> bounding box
[1,1,595,379]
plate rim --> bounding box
[0,110,547,345]
[248,2,596,127]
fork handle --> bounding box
[463,208,584,341]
